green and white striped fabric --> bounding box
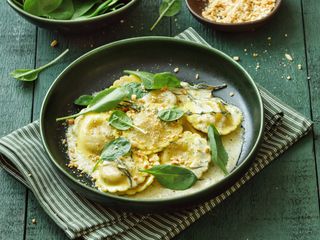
[0,28,312,240]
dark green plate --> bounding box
[40,37,264,212]
[6,0,138,33]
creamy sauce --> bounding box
[128,127,244,199]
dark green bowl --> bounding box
[6,0,138,33]
[40,37,264,212]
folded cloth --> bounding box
[0,28,312,240]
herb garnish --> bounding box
[56,87,128,121]
[158,108,184,122]
[150,0,182,31]
[140,165,197,190]
[208,125,228,175]
[10,49,69,81]
[124,70,181,90]
[108,110,146,134]
[93,137,131,171]
[20,0,125,20]
[74,95,94,106]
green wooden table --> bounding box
[1,0,320,239]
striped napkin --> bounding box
[0,28,312,240]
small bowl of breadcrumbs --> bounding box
[186,0,282,31]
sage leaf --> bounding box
[56,87,128,121]
[141,165,197,190]
[124,70,181,90]
[109,110,146,133]
[10,49,69,82]
[123,82,147,99]
[208,125,228,175]
[151,0,182,31]
[74,95,94,106]
[158,108,184,121]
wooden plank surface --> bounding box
[0,1,36,239]
[0,0,319,239]
[302,0,320,205]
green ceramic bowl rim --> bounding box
[6,0,138,24]
[40,36,265,204]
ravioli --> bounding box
[65,72,245,198]
[178,93,243,135]
[123,109,183,154]
[74,112,119,157]
[139,90,177,110]
[112,75,141,88]
[92,152,159,193]
[160,131,211,178]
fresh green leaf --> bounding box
[153,72,181,89]
[124,70,155,89]
[44,0,74,20]
[151,0,182,31]
[56,87,129,121]
[23,0,63,16]
[159,0,181,16]
[109,110,147,133]
[208,125,228,175]
[109,110,132,130]
[10,49,69,82]
[123,82,147,99]
[75,0,120,19]
[100,137,131,161]
[158,108,184,121]
[72,0,98,19]
[93,137,131,172]
[74,95,94,106]
[141,165,197,190]
[124,70,181,90]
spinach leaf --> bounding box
[153,72,181,89]
[124,70,181,90]
[158,108,184,121]
[10,49,69,82]
[56,87,129,121]
[141,165,197,190]
[123,82,147,99]
[44,0,74,20]
[124,70,155,89]
[75,0,120,19]
[100,137,131,161]
[72,0,98,19]
[151,0,182,31]
[208,125,228,175]
[74,95,94,106]
[23,0,63,16]
[93,137,131,172]
[109,110,147,133]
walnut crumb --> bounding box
[50,40,58,48]
[233,56,240,61]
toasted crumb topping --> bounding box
[202,0,276,24]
